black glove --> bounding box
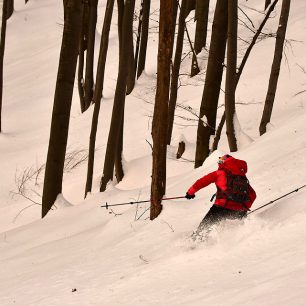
[185,192,195,200]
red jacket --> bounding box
[187,156,256,211]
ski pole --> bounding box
[248,184,306,215]
[101,195,186,209]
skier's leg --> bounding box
[192,206,247,241]
[192,205,226,240]
[226,210,247,220]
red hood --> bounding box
[218,156,248,175]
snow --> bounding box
[1,0,306,305]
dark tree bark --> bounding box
[137,0,151,78]
[259,0,291,135]
[125,0,136,96]
[176,141,186,158]
[42,0,82,218]
[185,0,195,17]
[194,0,227,168]
[225,0,238,152]
[265,0,272,10]
[115,113,124,182]
[114,0,127,182]
[134,0,144,76]
[0,0,8,133]
[100,0,136,192]
[212,112,225,152]
[167,0,188,145]
[117,0,124,54]
[85,0,115,197]
[126,35,136,94]
[84,0,98,109]
[191,0,209,77]
[170,0,179,59]
[78,2,88,113]
[6,0,13,19]
[150,1,174,220]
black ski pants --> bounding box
[198,204,247,230]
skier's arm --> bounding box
[187,171,218,195]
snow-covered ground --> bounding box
[1,0,306,305]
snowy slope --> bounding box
[1,0,306,305]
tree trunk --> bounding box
[137,0,151,79]
[42,0,82,218]
[134,0,144,76]
[185,0,195,17]
[191,0,209,77]
[6,0,13,19]
[265,0,272,10]
[78,3,88,113]
[84,0,98,109]
[115,112,124,182]
[117,0,124,54]
[126,37,136,94]
[212,112,225,151]
[167,0,187,145]
[100,0,135,192]
[194,0,227,168]
[225,0,238,152]
[170,0,178,60]
[85,0,115,197]
[150,1,174,220]
[0,0,8,133]
[259,0,290,135]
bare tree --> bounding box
[185,0,196,16]
[167,0,188,145]
[134,0,145,76]
[84,0,98,108]
[78,2,88,113]
[194,0,228,168]
[42,0,82,218]
[150,1,174,220]
[100,0,136,192]
[126,24,136,94]
[117,0,124,54]
[225,0,238,151]
[235,0,279,85]
[0,0,8,133]
[85,0,115,197]
[259,0,291,135]
[212,0,279,151]
[191,0,209,77]
[170,0,179,60]
[6,0,13,19]
[137,0,151,78]
[265,0,272,10]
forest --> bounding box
[0,0,293,218]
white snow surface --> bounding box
[1,0,306,305]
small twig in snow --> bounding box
[139,254,149,264]
[161,220,175,232]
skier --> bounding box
[186,154,256,238]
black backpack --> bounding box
[216,170,250,205]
